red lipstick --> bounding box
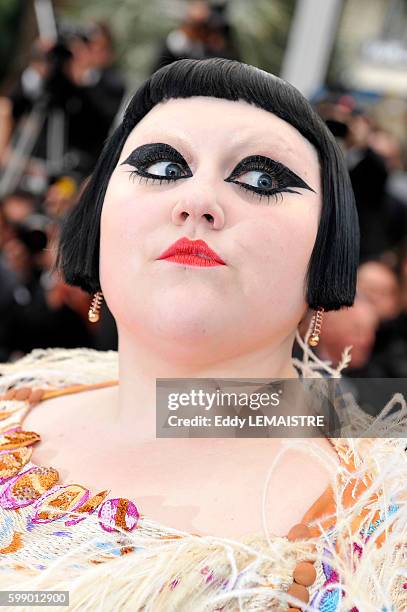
[157,237,226,267]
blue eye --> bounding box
[143,160,185,179]
[128,159,190,184]
[237,170,276,191]
[225,155,314,203]
[228,167,280,203]
[121,145,315,204]
[121,143,192,184]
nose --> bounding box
[171,188,225,230]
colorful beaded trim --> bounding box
[0,388,142,534]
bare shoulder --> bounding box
[24,385,119,434]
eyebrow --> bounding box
[121,131,195,165]
[227,136,318,183]
[124,125,316,165]
[228,132,294,156]
[121,143,188,166]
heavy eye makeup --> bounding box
[121,143,315,203]
[121,143,192,184]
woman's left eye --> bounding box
[225,156,314,203]
[235,170,276,191]
[226,165,286,203]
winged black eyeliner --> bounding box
[225,155,315,193]
[121,146,315,196]
[120,143,189,168]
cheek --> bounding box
[99,174,163,293]
[100,175,160,256]
[238,198,320,314]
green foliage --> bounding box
[0,0,24,83]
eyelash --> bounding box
[235,183,284,204]
[126,154,296,204]
[128,172,175,187]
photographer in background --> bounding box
[0,24,125,180]
[317,96,407,262]
[152,0,240,72]
[0,213,92,361]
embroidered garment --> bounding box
[0,339,406,611]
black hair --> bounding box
[58,58,359,311]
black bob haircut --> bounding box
[58,58,359,311]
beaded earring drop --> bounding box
[88,291,104,323]
[308,307,324,347]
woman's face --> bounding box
[100,97,322,363]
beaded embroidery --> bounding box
[0,393,143,537]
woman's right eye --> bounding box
[141,160,187,179]
[121,143,192,183]
[127,158,192,184]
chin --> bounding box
[152,307,225,343]
[150,315,231,366]
[118,296,229,342]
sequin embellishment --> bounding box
[98,498,140,533]
[0,466,59,509]
[0,447,32,482]
[0,394,141,536]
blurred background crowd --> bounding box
[0,0,406,379]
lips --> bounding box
[157,237,226,267]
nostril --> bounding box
[204,214,214,223]
[181,212,189,220]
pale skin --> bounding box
[24,97,340,538]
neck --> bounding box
[113,331,298,438]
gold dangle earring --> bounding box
[88,291,104,323]
[308,307,324,347]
